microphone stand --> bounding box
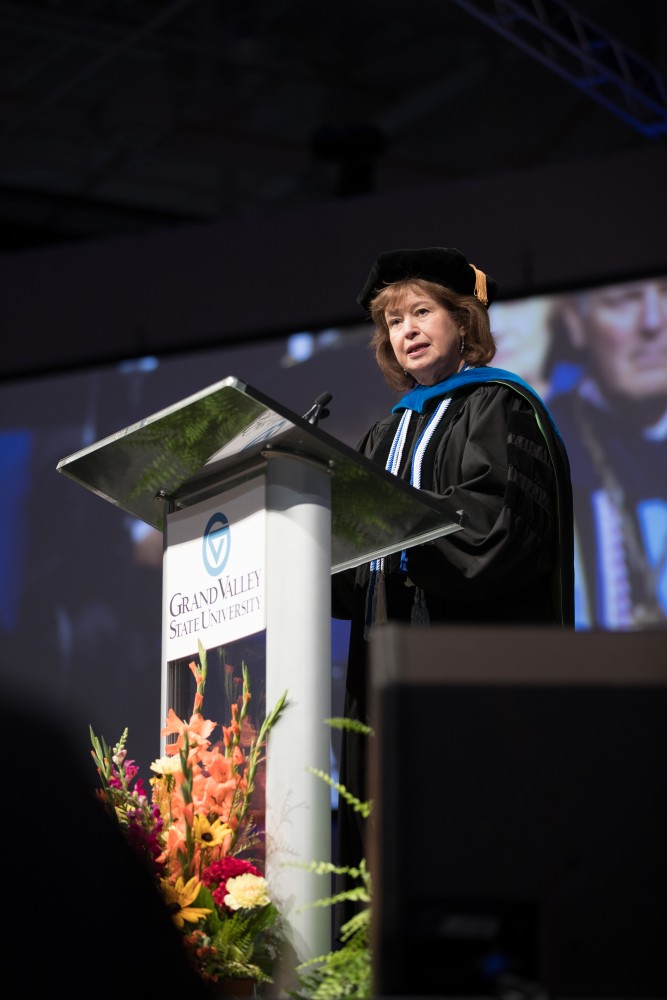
[302,391,333,427]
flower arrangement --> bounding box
[90,640,288,989]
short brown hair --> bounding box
[368,278,497,392]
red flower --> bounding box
[202,856,262,910]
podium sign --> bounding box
[163,481,266,660]
[57,375,462,967]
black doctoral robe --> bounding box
[332,367,575,901]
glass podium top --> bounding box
[57,375,461,573]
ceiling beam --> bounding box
[452,0,667,136]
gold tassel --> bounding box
[470,264,488,306]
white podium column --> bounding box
[264,453,332,970]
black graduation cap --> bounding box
[357,246,499,311]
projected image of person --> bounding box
[489,295,557,401]
[332,246,575,898]
[548,277,667,629]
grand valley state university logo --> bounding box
[166,502,263,648]
[202,511,231,577]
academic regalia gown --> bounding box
[332,366,575,913]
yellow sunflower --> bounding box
[192,813,232,852]
[160,875,211,929]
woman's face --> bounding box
[385,287,465,386]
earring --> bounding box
[460,336,465,355]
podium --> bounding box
[57,375,462,965]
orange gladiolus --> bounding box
[161,708,217,756]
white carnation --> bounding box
[224,873,271,910]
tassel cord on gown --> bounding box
[365,392,456,635]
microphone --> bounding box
[302,391,333,426]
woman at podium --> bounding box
[332,245,575,902]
